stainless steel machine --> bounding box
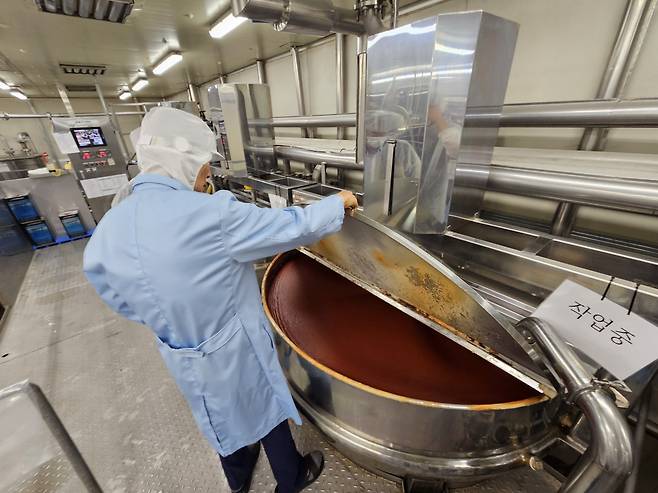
[207,83,277,177]
[363,11,517,234]
[216,7,655,492]
[51,116,128,222]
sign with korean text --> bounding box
[532,279,658,380]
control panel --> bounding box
[77,148,117,179]
[51,117,129,222]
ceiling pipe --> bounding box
[231,0,365,35]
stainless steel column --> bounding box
[355,34,368,168]
[187,82,199,102]
[95,82,129,161]
[256,60,267,84]
[56,83,76,118]
[553,0,656,236]
[26,100,64,167]
[336,34,346,140]
[290,46,312,138]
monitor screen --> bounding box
[71,127,107,148]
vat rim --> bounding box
[262,251,550,412]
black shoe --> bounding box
[231,443,261,493]
[273,451,325,493]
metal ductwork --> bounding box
[34,0,135,24]
[231,0,365,35]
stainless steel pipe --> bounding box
[580,0,656,150]
[249,99,658,129]
[556,0,657,236]
[271,114,356,127]
[290,47,311,139]
[256,60,267,84]
[249,144,658,212]
[6,99,658,128]
[1,111,145,119]
[459,164,658,212]
[483,99,658,127]
[517,318,633,493]
[275,146,362,169]
[244,144,362,169]
[231,0,364,35]
[336,33,346,140]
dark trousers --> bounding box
[220,420,303,493]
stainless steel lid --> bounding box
[302,213,556,397]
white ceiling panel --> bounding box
[0,0,320,99]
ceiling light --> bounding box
[10,89,28,100]
[209,14,248,39]
[131,79,149,91]
[0,79,10,90]
[153,52,183,75]
[119,91,132,100]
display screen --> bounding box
[71,127,107,148]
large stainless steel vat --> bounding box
[262,214,561,484]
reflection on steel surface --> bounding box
[262,251,559,483]
[304,213,555,395]
[209,83,277,176]
[363,12,518,234]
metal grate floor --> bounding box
[0,240,560,493]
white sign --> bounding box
[80,175,128,199]
[268,193,288,209]
[52,131,79,154]
[532,279,658,380]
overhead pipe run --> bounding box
[247,145,658,213]
[231,0,365,35]
[8,99,658,128]
[242,98,658,129]
[554,0,657,237]
[458,164,658,214]
[473,99,658,128]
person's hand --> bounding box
[338,191,358,215]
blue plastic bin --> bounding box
[7,196,39,223]
[24,221,54,246]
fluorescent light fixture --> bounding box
[209,14,248,39]
[0,79,10,91]
[153,52,183,75]
[119,91,132,100]
[10,89,28,100]
[131,79,149,91]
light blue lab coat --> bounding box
[83,174,345,456]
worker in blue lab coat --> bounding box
[83,107,358,493]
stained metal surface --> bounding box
[303,213,555,394]
[363,11,518,234]
[263,250,560,483]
